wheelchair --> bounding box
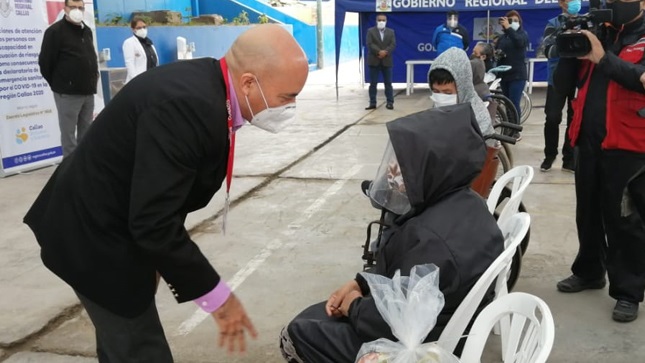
[361,121,528,291]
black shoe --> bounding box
[386,103,394,110]
[365,105,376,110]
[613,300,639,322]
[562,160,575,173]
[540,157,555,172]
[557,274,606,293]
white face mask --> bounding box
[245,77,296,133]
[430,93,458,108]
[377,21,386,30]
[447,19,458,28]
[135,28,148,39]
[510,22,520,31]
[68,8,84,24]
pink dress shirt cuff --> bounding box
[193,281,231,313]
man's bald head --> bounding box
[225,24,308,82]
[225,24,309,123]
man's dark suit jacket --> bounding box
[24,58,230,318]
[366,26,396,67]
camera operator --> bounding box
[554,0,645,323]
[540,0,581,172]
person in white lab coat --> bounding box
[122,17,158,84]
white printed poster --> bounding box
[473,17,504,42]
[0,0,102,177]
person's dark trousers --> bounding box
[75,291,174,363]
[572,139,645,303]
[544,85,574,163]
[281,302,364,363]
[368,65,394,106]
[500,79,526,119]
[601,151,645,303]
[571,138,608,282]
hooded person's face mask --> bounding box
[368,141,412,215]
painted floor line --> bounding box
[174,165,363,336]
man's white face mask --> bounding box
[447,17,458,28]
[430,93,458,108]
[68,8,84,24]
[377,21,386,30]
[245,76,296,134]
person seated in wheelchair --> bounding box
[471,41,496,72]
[429,48,502,198]
[428,47,494,139]
[470,57,499,125]
[471,57,491,101]
[279,104,504,363]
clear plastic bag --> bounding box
[355,264,460,363]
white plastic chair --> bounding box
[436,212,530,354]
[459,292,555,363]
[487,165,534,233]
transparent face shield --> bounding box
[368,141,412,215]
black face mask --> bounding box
[608,1,643,27]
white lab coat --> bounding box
[122,35,158,84]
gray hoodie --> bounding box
[428,48,494,136]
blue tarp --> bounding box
[334,0,587,95]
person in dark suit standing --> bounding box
[24,24,309,362]
[366,13,396,110]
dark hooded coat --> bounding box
[283,104,504,363]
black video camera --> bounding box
[555,8,612,58]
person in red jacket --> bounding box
[553,0,645,323]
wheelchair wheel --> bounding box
[520,91,532,125]
[493,186,530,291]
[502,141,513,167]
[495,146,512,181]
[490,93,520,133]
[495,186,530,255]
[507,245,523,292]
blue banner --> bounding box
[339,0,576,12]
[334,0,577,91]
[1,146,62,169]
[384,0,562,11]
[359,8,560,83]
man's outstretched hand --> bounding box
[211,293,258,354]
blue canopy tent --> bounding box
[334,0,574,97]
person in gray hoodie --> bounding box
[428,48,494,137]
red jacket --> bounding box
[569,37,645,152]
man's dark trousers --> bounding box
[544,85,574,163]
[368,65,393,106]
[573,137,645,303]
[76,292,174,363]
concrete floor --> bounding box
[1,63,644,362]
